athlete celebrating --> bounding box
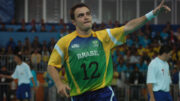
[47,1,171,100]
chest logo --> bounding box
[92,40,99,47]
[71,44,80,48]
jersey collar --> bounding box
[76,30,95,38]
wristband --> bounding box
[145,10,156,21]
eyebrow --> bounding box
[77,11,91,17]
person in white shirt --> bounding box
[147,45,172,101]
[0,54,36,101]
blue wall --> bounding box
[0,32,60,47]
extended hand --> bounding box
[57,83,71,98]
[153,0,171,16]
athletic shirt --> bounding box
[48,27,126,96]
[12,62,33,86]
[146,57,172,92]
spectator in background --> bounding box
[59,19,65,26]
[124,50,131,64]
[15,40,23,54]
[114,20,120,27]
[0,54,36,101]
[160,28,169,44]
[107,20,114,28]
[40,25,47,32]
[92,22,99,31]
[129,50,140,65]
[11,18,17,25]
[0,66,13,101]
[117,58,127,73]
[6,46,14,65]
[31,36,41,51]
[48,38,56,52]
[129,66,144,84]
[17,24,27,32]
[41,46,50,71]
[31,19,36,26]
[6,38,16,51]
[143,22,152,34]
[30,25,37,32]
[175,27,180,37]
[28,62,38,101]
[164,22,172,34]
[50,25,57,32]
[129,65,144,100]
[6,46,14,55]
[42,46,50,63]
[0,23,7,31]
[43,71,56,101]
[136,57,148,72]
[21,19,26,25]
[99,22,106,30]
[41,19,45,26]
[60,28,66,37]
[23,37,32,55]
[172,67,179,84]
[42,40,48,49]
[31,49,41,71]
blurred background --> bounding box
[0,0,180,101]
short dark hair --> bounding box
[159,45,172,55]
[15,54,22,60]
[70,3,90,20]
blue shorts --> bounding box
[16,84,31,99]
[71,86,117,101]
[148,91,173,101]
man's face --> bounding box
[73,7,92,31]
[14,56,19,63]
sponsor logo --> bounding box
[71,44,79,48]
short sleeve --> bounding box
[146,61,157,84]
[96,26,126,49]
[48,38,66,68]
[26,64,33,79]
[11,66,18,79]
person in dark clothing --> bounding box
[129,65,145,100]
[129,66,144,84]
[0,66,13,101]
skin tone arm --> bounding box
[147,83,155,101]
[47,65,70,97]
[0,74,37,88]
[124,0,171,34]
[31,78,38,91]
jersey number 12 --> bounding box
[81,61,100,80]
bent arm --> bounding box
[47,65,64,87]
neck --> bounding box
[76,27,91,35]
[158,55,166,61]
[17,61,22,65]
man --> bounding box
[146,45,173,101]
[0,66,12,101]
[0,54,36,101]
[48,1,170,100]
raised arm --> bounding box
[124,0,171,34]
